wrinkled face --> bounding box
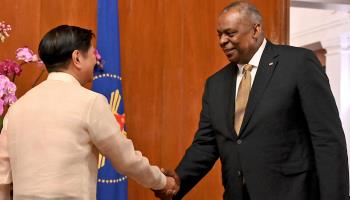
[217,9,258,64]
[80,45,97,84]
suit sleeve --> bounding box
[297,50,349,200]
[174,80,219,199]
[87,94,166,190]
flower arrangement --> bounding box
[0,47,42,116]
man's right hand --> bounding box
[153,169,180,200]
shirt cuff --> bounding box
[152,172,166,190]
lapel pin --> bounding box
[268,62,274,66]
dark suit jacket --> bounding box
[174,41,349,200]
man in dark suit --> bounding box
[154,1,349,200]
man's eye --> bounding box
[227,32,236,37]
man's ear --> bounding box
[72,50,82,69]
[252,23,262,39]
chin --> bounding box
[228,57,239,64]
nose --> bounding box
[219,34,229,48]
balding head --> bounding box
[220,1,263,27]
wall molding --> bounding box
[291,17,350,41]
[322,37,341,55]
[321,32,350,56]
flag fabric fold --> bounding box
[93,0,128,199]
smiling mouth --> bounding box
[223,48,235,55]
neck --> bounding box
[60,69,85,85]
[239,37,264,64]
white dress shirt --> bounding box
[235,39,267,98]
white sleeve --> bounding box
[0,116,12,184]
[0,115,12,199]
[87,94,166,190]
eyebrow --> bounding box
[217,28,236,33]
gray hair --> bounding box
[221,1,263,25]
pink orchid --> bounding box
[0,75,17,115]
[0,22,42,117]
[94,49,104,69]
[16,47,40,63]
[3,94,17,104]
[31,54,40,62]
[0,59,22,76]
[0,21,11,43]
[0,99,4,115]
[94,49,102,60]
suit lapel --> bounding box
[222,63,238,140]
[239,42,279,135]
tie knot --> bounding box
[243,64,253,72]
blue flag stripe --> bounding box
[94,0,128,199]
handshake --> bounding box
[153,168,180,200]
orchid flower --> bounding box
[94,49,104,69]
[16,47,41,63]
[0,75,17,115]
[0,59,22,76]
[0,21,11,43]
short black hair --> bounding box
[38,25,94,73]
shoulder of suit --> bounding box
[74,87,109,106]
[13,80,103,106]
[271,43,313,56]
[207,63,234,82]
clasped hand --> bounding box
[153,168,180,200]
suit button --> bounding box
[237,170,242,177]
[237,139,242,144]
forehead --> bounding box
[217,9,250,31]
